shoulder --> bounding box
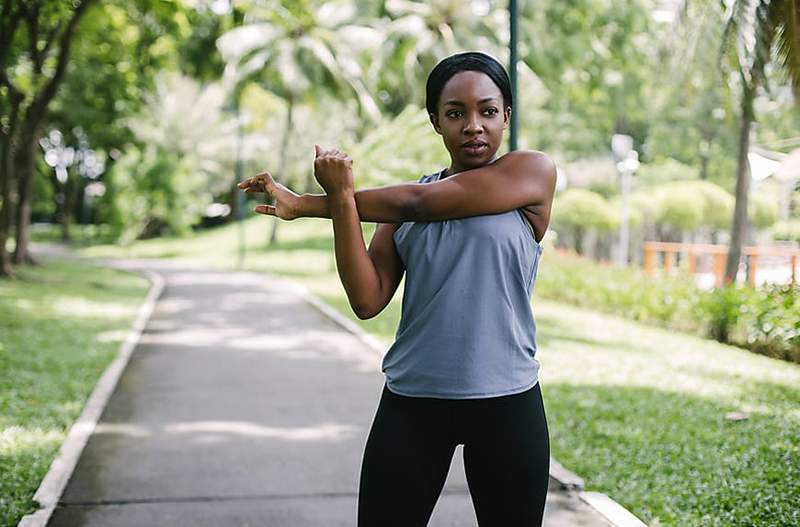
[500,150,557,181]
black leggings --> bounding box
[357,381,550,527]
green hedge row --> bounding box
[536,250,800,363]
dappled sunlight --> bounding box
[89,420,360,442]
[153,297,195,315]
[164,420,360,441]
[139,325,251,346]
[51,297,136,319]
[0,425,64,453]
[94,329,129,343]
[93,423,150,437]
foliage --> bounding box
[739,284,800,362]
[697,284,752,343]
[537,249,702,331]
[636,158,698,187]
[654,184,706,231]
[521,0,662,157]
[552,188,619,232]
[747,192,779,230]
[771,220,800,242]
[100,145,202,242]
[343,104,450,185]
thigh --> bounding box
[357,384,457,527]
[462,382,550,527]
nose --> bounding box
[463,113,483,135]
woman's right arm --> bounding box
[359,222,406,319]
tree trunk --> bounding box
[60,171,74,242]
[0,89,22,277]
[269,95,294,246]
[724,82,754,285]
[0,136,15,277]
[12,137,38,265]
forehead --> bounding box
[440,70,501,105]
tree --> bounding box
[719,0,800,284]
[0,1,204,276]
[0,0,97,274]
[368,0,504,116]
[217,0,383,245]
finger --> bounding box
[255,204,276,215]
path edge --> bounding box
[17,268,165,527]
[267,270,649,527]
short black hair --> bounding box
[425,51,512,118]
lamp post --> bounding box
[611,134,639,265]
[509,0,518,152]
[223,96,246,269]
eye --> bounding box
[447,110,463,118]
[484,107,498,116]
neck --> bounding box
[444,155,498,178]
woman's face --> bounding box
[430,70,510,175]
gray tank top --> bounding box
[382,168,544,399]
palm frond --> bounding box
[770,0,800,99]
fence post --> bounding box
[713,252,726,287]
[747,253,758,287]
[644,244,656,276]
[664,249,675,273]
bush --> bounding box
[696,284,751,343]
[738,284,800,362]
[772,220,800,242]
[748,194,779,230]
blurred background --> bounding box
[1,1,799,526]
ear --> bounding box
[429,112,442,135]
[503,107,511,130]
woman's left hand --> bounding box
[314,145,354,196]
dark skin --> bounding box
[238,70,556,319]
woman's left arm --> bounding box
[413,150,557,221]
[291,150,556,222]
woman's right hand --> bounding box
[237,171,301,220]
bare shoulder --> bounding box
[500,150,556,179]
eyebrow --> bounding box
[442,97,499,106]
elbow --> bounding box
[352,303,376,320]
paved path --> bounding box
[36,253,612,526]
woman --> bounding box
[239,51,556,527]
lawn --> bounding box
[0,258,150,526]
[20,217,800,525]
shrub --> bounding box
[696,284,752,344]
[738,284,800,362]
[772,220,800,242]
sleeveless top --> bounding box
[381,168,544,399]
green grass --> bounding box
[0,258,150,526]
[18,217,800,525]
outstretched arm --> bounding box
[293,149,556,222]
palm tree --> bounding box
[217,0,383,245]
[372,0,504,115]
[719,0,799,284]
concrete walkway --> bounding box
[33,251,614,526]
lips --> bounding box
[462,141,489,155]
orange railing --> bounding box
[643,242,800,287]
